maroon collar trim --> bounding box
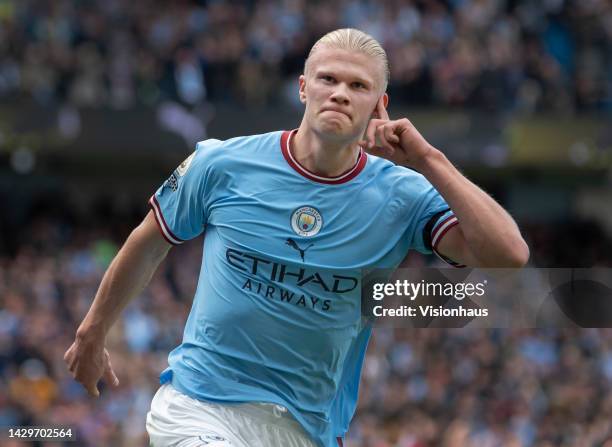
[280,130,367,185]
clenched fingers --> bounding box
[68,359,101,397]
[362,118,386,149]
[375,124,396,155]
[81,369,101,397]
[64,341,113,398]
[383,124,400,145]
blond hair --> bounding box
[305,28,390,91]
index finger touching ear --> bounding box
[376,94,389,121]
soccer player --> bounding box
[64,29,528,447]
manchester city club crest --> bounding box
[176,151,195,176]
[290,206,323,237]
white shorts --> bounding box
[145,383,318,447]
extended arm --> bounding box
[64,210,172,396]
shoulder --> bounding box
[193,130,283,164]
[184,131,284,186]
[196,131,283,154]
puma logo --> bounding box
[285,238,314,262]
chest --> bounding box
[206,171,414,269]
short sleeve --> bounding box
[149,139,222,244]
[408,177,464,267]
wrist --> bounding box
[411,145,444,174]
[76,321,107,343]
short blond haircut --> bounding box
[305,28,390,92]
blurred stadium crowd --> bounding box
[2,0,612,446]
[0,0,610,111]
[1,202,611,446]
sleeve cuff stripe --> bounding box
[433,249,467,268]
[431,215,459,249]
[149,195,184,245]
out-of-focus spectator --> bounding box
[0,0,609,112]
[1,196,612,445]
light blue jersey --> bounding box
[149,130,459,447]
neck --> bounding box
[292,122,361,177]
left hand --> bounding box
[359,97,434,170]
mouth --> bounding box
[320,108,351,120]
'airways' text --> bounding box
[242,279,332,311]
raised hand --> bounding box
[359,96,433,170]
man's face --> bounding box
[299,47,387,142]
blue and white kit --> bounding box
[149,130,459,447]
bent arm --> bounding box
[76,210,172,340]
[419,149,529,268]
[362,102,528,268]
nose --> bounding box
[329,83,350,105]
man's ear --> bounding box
[372,93,389,118]
[298,75,307,104]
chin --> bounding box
[316,120,353,139]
